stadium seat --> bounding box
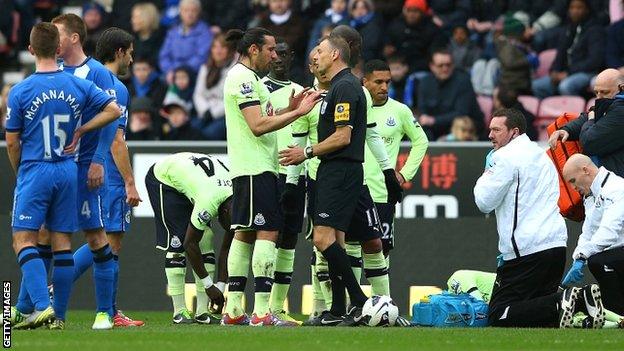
[518,95,540,116]
[534,117,557,141]
[477,95,493,123]
[537,96,586,119]
[408,286,442,315]
[586,97,596,112]
[535,49,557,78]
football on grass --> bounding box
[361,295,399,327]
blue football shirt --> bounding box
[105,75,130,186]
[62,57,118,164]
[6,70,114,163]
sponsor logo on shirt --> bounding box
[318,213,330,218]
[240,82,254,95]
[320,101,327,115]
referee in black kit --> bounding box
[280,35,373,326]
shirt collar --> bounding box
[330,68,350,83]
[590,167,610,197]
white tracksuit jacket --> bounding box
[573,167,624,260]
[474,134,567,261]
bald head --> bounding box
[563,154,599,196]
[594,68,624,99]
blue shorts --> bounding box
[105,184,130,233]
[77,162,108,231]
[12,160,78,233]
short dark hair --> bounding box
[329,25,361,67]
[52,13,87,45]
[322,36,350,65]
[364,59,390,76]
[492,108,526,134]
[30,23,59,59]
[133,56,156,67]
[95,27,134,64]
[225,27,274,57]
[429,47,452,63]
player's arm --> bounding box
[242,90,321,136]
[398,108,429,182]
[366,123,391,170]
[64,100,121,154]
[216,229,234,291]
[110,129,141,207]
[183,223,225,312]
[5,132,21,175]
[5,89,23,174]
[285,116,309,185]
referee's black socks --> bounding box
[322,242,368,312]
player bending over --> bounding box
[145,153,233,324]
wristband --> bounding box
[201,276,214,289]
[216,281,226,293]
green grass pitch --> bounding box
[8,310,624,351]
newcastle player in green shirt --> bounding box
[221,28,320,326]
[261,38,306,324]
[362,59,429,264]
[145,153,233,324]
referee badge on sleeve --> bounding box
[334,103,350,122]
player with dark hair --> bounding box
[52,13,121,330]
[145,153,233,325]
[7,22,120,330]
[260,37,306,325]
[80,26,143,327]
[361,59,428,266]
[221,27,320,326]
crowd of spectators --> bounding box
[1,0,623,141]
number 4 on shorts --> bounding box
[81,201,91,218]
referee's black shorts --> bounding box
[231,171,283,232]
[145,166,192,253]
[315,160,366,233]
[345,185,383,243]
[277,173,306,235]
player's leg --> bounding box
[587,248,624,316]
[362,238,389,296]
[192,228,217,323]
[14,228,52,319]
[45,162,78,330]
[223,230,253,323]
[309,252,326,318]
[76,163,115,329]
[270,175,305,322]
[345,242,362,284]
[49,232,73,330]
[12,162,57,329]
[145,166,195,323]
[313,162,367,322]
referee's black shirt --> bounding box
[317,68,367,163]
